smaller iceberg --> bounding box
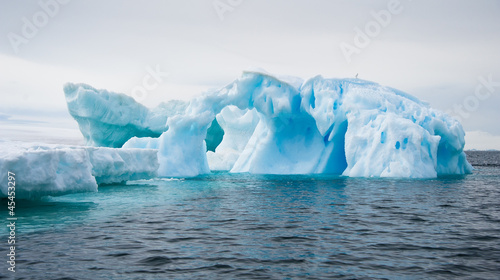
[0,142,159,199]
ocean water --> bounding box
[1,153,500,279]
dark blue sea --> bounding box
[1,151,499,279]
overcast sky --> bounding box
[1,0,499,149]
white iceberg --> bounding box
[85,147,159,184]
[0,142,159,199]
[0,142,96,199]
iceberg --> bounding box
[0,142,96,200]
[76,72,473,178]
[85,147,159,184]
[8,71,473,199]
[64,83,187,147]
[0,142,159,199]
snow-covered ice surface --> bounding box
[0,141,158,199]
[0,142,96,200]
[120,72,473,178]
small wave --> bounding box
[137,256,172,266]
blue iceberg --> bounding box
[108,71,471,178]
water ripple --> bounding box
[3,165,500,279]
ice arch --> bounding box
[142,72,471,178]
